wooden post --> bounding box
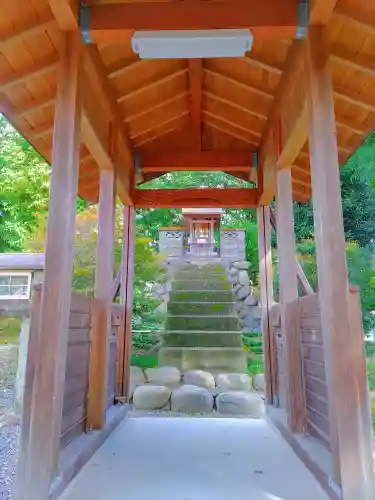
[115,206,135,398]
[257,206,276,405]
[306,25,374,497]
[275,168,305,433]
[14,32,81,500]
[87,169,116,429]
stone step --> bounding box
[167,301,234,316]
[171,280,231,291]
[174,270,227,279]
[163,331,243,348]
[170,290,234,303]
[175,264,226,272]
[166,315,239,332]
[159,347,247,373]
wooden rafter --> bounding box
[0,58,58,92]
[131,111,189,141]
[188,59,203,150]
[0,14,55,47]
[203,110,262,139]
[117,69,188,103]
[203,91,268,121]
[140,151,253,173]
[244,55,283,75]
[86,1,299,44]
[134,188,258,209]
[13,97,56,118]
[204,69,275,100]
[125,92,189,123]
[205,119,259,147]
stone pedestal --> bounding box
[220,229,246,261]
[159,228,184,258]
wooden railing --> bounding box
[269,288,373,488]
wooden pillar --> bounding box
[14,32,81,500]
[276,168,305,433]
[257,206,277,405]
[306,25,374,496]
[115,206,135,398]
[87,169,116,429]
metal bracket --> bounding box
[252,151,259,170]
[295,0,309,40]
[79,3,92,44]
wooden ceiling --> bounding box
[1,0,375,205]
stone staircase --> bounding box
[158,262,247,373]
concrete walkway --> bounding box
[60,416,330,500]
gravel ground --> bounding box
[0,346,19,500]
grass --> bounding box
[0,317,21,345]
[131,353,158,369]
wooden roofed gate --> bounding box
[2,0,375,499]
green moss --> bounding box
[131,354,158,369]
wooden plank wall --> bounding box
[107,304,123,408]
[60,294,93,449]
[299,294,330,450]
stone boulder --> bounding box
[216,392,265,416]
[229,268,239,278]
[244,294,258,306]
[236,285,251,300]
[238,270,250,286]
[171,385,214,413]
[133,385,171,410]
[233,261,250,270]
[145,366,181,386]
[228,275,238,285]
[253,373,266,392]
[183,370,215,389]
[129,366,146,396]
[216,373,252,391]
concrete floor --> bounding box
[60,416,330,500]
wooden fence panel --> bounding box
[60,294,93,449]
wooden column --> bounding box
[87,169,116,429]
[276,168,305,433]
[306,25,374,496]
[257,206,277,405]
[115,206,135,398]
[14,32,81,500]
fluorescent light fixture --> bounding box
[131,29,253,59]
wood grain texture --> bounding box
[276,168,305,433]
[87,169,116,430]
[306,25,374,495]
[13,31,82,500]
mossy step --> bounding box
[163,331,243,347]
[174,270,227,279]
[167,302,234,315]
[171,280,231,291]
[175,264,226,272]
[159,346,247,373]
[166,315,239,331]
[170,290,233,303]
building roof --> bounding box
[0,253,45,271]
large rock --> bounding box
[244,294,258,306]
[229,268,239,278]
[171,385,214,413]
[216,373,252,391]
[233,261,250,270]
[133,385,171,410]
[253,373,266,392]
[228,275,238,285]
[233,283,242,293]
[183,370,215,389]
[238,270,250,287]
[216,392,265,416]
[145,366,181,386]
[236,285,251,300]
[129,366,146,396]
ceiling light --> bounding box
[131,29,253,59]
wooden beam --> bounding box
[335,1,375,32]
[244,55,283,75]
[87,0,298,44]
[140,151,253,173]
[259,0,338,202]
[13,97,56,118]
[204,91,268,120]
[205,119,258,147]
[204,69,275,100]
[116,206,135,398]
[334,88,375,114]
[131,111,189,140]
[108,58,145,79]
[135,119,188,148]
[257,206,277,405]
[203,110,262,139]
[134,188,258,209]
[306,25,374,495]
[276,168,305,433]
[125,92,188,123]
[87,169,116,430]
[188,59,203,150]
[117,69,188,103]
[0,58,58,92]
[330,45,375,78]
[0,14,55,47]
[48,0,80,30]
[14,31,82,500]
